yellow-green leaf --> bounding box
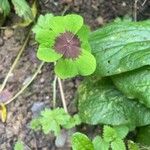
[0,103,7,122]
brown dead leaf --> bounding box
[0,89,13,103]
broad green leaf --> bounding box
[77,77,150,129]
[103,126,117,142]
[0,0,10,16]
[112,66,150,108]
[11,0,33,20]
[71,132,94,150]
[136,126,150,146]
[111,139,126,150]
[14,140,24,150]
[89,20,150,77]
[92,136,109,150]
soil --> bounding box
[0,0,150,149]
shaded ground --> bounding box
[0,0,150,149]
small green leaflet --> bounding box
[30,108,81,136]
[90,20,150,77]
[77,77,150,129]
[92,136,109,150]
[111,139,126,150]
[103,126,117,142]
[72,132,94,150]
[14,140,24,150]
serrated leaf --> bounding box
[63,114,81,129]
[103,126,117,142]
[30,108,80,136]
[89,20,150,77]
[92,136,109,150]
[112,66,150,108]
[71,132,94,150]
[114,126,129,139]
[30,118,41,131]
[77,77,150,129]
[14,140,24,150]
[0,0,10,16]
[111,139,126,150]
[11,0,33,21]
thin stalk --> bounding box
[0,31,31,93]
[134,0,138,21]
[142,0,147,6]
[53,76,58,108]
[58,78,68,113]
[5,61,45,105]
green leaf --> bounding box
[34,30,56,45]
[55,58,78,79]
[37,44,62,62]
[30,118,41,131]
[136,125,150,146]
[14,140,24,150]
[92,136,109,150]
[112,66,150,108]
[114,126,129,139]
[64,114,81,129]
[77,25,91,52]
[77,77,150,129]
[11,0,33,20]
[12,0,37,28]
[64,14,83,34]
[103,126,117,142]
[128,141,140,150]
[71,132,94,150]
[55,50,96,79]
[32,14,54,33]
[30,108,80,136]
[75,50,96,76]
[89,20,150,77]
[111,139,126,150]
[0,0,10,16]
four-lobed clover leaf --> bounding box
[33,14,96,79]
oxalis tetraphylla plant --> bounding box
[32,14,96,79]
[30,13,150,150]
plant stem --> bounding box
[0,31,31,93]
[5,61,45,105]
[58,78,68,113]
[53,76,58,108]
[134,0,138,21]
